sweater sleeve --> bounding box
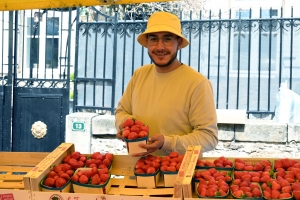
[114,73,137,131]
[160,79,218,154]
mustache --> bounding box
[152,50,169,54]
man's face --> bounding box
[146,32,182,68]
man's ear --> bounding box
[177,38,183,50]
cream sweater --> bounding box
[115,63,218,155]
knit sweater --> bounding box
[115,63,218,156]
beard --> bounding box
[148,50,178,68]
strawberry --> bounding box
[271,189,281,199]
[281,185,292,194]
[134,119,144,126]
[263,191,271,199]
[279,193,292,199]
[223,159,233,167]
[205,188,217,197]
[260,175,271,183]
[274,160,283,169]
[293,190,300,200]
[233,190,244,198]
[235,158,245,164]
[240,186,251,193]
[282,158,293,169]
[271,181,281,191]
[251,176,260,182]
[253,163,263,171]
[252,187,262,197]
[244,165,254,171]
[230,184,240,192]
[232,179,241,185]
[208,168,217,175]
[264,186,272,194]
[218,190,227,197]
[122,118,134,127]
[199,187,206,197]
[204,161,215,167]
[245,192,253,198]
[280,179,291,188]
[293,183,300,191]
[235,162,245,170]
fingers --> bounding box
[116,130,123,139]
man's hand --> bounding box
[116,123,124,140]
[131,134,164,157]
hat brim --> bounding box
[137,24,189,48]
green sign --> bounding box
[72,121,85,131]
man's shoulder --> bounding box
[181,64,207,80]
[134,64,154,73]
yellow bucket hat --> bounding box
[137,12,189,48]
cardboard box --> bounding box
[72,168,111,194]
[161,171,178,187]
[124,137,148,155]
[135,170,160,188]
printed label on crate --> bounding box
[48,194,63,200]
[0,193,14,200]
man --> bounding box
[115,11,218,156]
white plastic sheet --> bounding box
[273,81,300,124]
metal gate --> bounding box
[0,9,73,152]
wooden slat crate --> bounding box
[23,143,75,191]
[0,152,48,190]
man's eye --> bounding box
[149,37,158,41]
[164,37,173,41]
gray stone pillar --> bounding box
[65,112,99,153]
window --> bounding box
[26,14,59,70]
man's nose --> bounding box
[156,39,165,49]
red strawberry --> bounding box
[235,158,245,164]
[293,183,300,191]
[272,181,281,191]
[271,190,281,199]
[122,118,134,127]
[218,190,227,197]
[260,175,271,183]
[233,190,244,198]
[274,160,283,169]
[279,193,292,199]
[252,187,262,197]
[263,191,271,199]
[244,165,254,171]
[251,176,260,182]
[281,185,292,194]
[205,188,217,197]
[253,163,263,171]
[293,190,300,200]
[282,158,293,169]
[223,159,233,167]
[200,188,206,197]
[235,162,245,170]
[280,179,291,188]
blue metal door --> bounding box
[0,10,73,152]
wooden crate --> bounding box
[174,145,203,198]
[0,152,48,190]
[23,142,75,191]
[29,152,181,199]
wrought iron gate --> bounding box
[0,9,73,152]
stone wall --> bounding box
[65,113,300,159]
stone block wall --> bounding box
[65,112,300,158]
